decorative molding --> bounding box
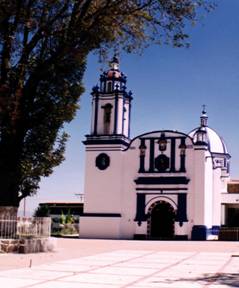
[170,138,176,172]
[93,93,99,135]
[149,139,155,172]
[114,94,118,134]
[176,193,188,224]
[135,176,190,185]
[124,130,194,152]
[128,101,131,137]
[134,194,147,225]
[138,138,146,173]
[83,138,130,146]
[179,138,186,172]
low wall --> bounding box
[0,237,56,253]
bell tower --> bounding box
[81,56,133,239]
[89,55,133,143]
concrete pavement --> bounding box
[0,239,239,287]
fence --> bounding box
[0,217,51,239]
[218,227,239,241]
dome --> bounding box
[107,69,121,78]
[189,126,228,154]
[106,55,122,78]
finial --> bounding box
[200,104,208,127]
[109,54,120,70]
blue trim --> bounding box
[93,93,99,135]
[149,139,155,172]
[179,138,186,172]
[192,225,221,240]
[83,138,129,146]
[191,225,208,240]
[211,225,220,235]
[194,141,208,147]
[138,139,146,173]
[122,97,125,135]
[212,152,231,158]
[170,138,176,172]
[114,93,118,134]
[138,170,188,174]
[112,79,115,93]
[128,101,131,138]
[180,155,186,172]
[135,176,190,185]
[139,156,145,173]
[134,194,147,225]
[124,130,194,152]
[176,193,188,224]
[194,147,208,151]
[82,213,121,217]
[146,195,178,208]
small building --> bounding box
[39,201,84,235]
[80,56,239,240]
[39,201,84,217]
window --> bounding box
[103,103,112,134]
[107,81,112,92]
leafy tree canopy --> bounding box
[0,0,215,207]
[34,204,50,217]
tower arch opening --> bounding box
[103,103,113,134]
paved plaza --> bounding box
[0,239,239,288]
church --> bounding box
[80,56,239,240]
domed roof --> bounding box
[189,126,228,154]
[107,55,120,77]
[107,69,121,78]
[189,107,228,154]
[101,55,126,80]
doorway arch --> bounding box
[147,200,176,239]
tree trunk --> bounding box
[0,206,18,239]
[0,132,23,207]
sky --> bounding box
[21,0,239,215]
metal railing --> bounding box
[0,217,51,239]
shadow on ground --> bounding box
[173,273,239,287]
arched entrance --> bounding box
[148,201,176,240]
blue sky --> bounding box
[23,0,239,214]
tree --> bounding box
[33,204,50,217]
[0,0,215,216]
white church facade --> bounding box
[80,56,239,240]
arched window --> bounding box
[107,81,112,92]
[103,103,112,134]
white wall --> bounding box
[80,217,121,239]
[83,148,124,213]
